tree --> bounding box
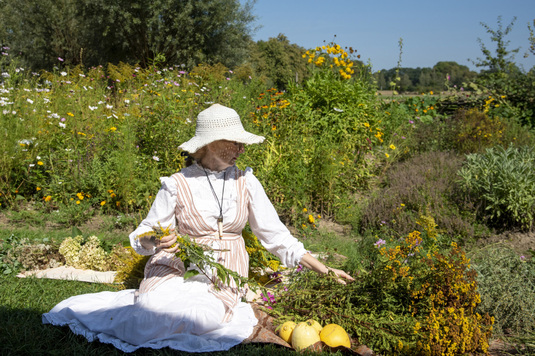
[0,0,86,69]
[0,0,256,70]
[433,61,476,89]
[473,16,519,74]
[473,16,535,127]
[527,19,535,59]
[248,34,308,90]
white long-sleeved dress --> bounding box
[42,164,307,353]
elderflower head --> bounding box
[78,235,109,271]
[59,235,84,266]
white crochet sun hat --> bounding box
[179,104,265,153]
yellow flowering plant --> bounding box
[266,216,493,355]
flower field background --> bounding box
[1,36,535,355]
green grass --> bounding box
[0,212,133,247]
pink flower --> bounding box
[58,57,64,62]
[374,239,386,247]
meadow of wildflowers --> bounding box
[1,42,535,355]
[0,43,386,229]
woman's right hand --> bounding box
[157,233,179,254]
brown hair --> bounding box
[186,146,208,167]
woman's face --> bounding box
[204,140,245,170]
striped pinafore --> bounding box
[139,167,250,323]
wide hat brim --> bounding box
[178,104,265,153]
[179,129,265,154]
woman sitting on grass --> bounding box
[42,103,354,353]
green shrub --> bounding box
[398,107,535,161]
[470,243,535,339]
[457,145,535,231]
[450,108,508,153]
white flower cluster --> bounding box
[58,235,83,266]
[59,235,109,271]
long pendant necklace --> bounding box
[202,166,227,238]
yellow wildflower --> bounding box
[101,201,106,206]
[390,144,396,150]
[37,161,44,165]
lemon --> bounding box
[278,321,296,343]
[306,319,323,334]
[319,323,351,348]
[291,321,321,351]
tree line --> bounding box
[1,1,534,100]
[373,62,478,93]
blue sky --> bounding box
[244,0,535,72]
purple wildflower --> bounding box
[374,239,386,247]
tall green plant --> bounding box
[457,145,535,230]
[243,43,384,224]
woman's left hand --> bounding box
[326,267,355,285]
[299,253,355,285]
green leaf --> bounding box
[183,270,199,280]
[71,226,83,237]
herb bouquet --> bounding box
[137,223,255,291]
